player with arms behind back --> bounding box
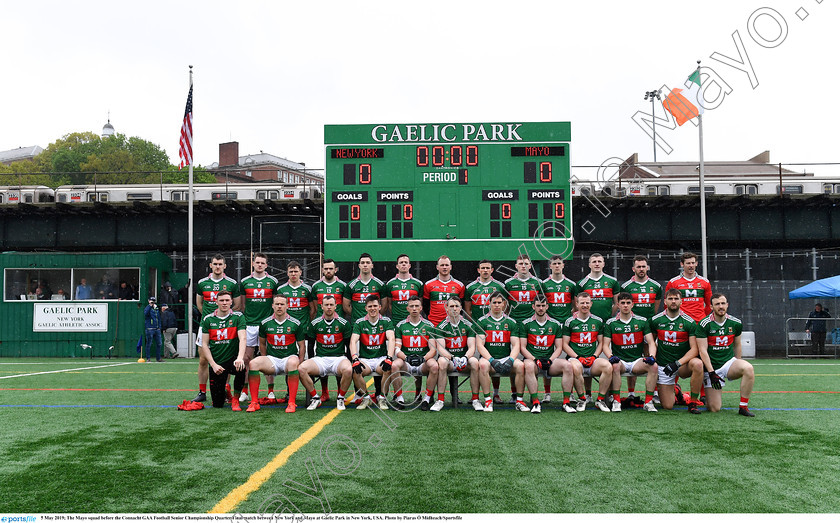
[665,252,712,322]
[464,260,505,320]
[540,255,578,403]
[238,253,279,402]
[697,293,756,417]
[423,255,465,327]
[382,254,423,325]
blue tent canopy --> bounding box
[789,275,840,299]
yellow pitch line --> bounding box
[209,378,372,514]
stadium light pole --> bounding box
[644,89,662,162]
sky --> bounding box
[3,0,839,179]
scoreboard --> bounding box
[324,122,572,262]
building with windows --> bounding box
[207,141,323,186]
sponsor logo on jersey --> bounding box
[210,326,237,341]
[633,292,654,304]
[402,334,428,348]
[487,330,511,344]
[268,333,296,347]
[659,330,689,344]
[614,331,644,345]
[246,288,271,300]
[361,333,384,347]
[528,333,553,347]
[547,292,571,304]
[712,335,734,347]
[317,333,341,345]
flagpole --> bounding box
[697,60,708,277]
[187,66,195,355]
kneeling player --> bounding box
[298,295,354,411]
[433,297,483,411]
[697,293,756,417]
[602,292,659,412]
[246,295,307,413]
[199,291,247,410]
[349,295,396,410]
[391,296,440,411]
[563,293,612,412]
[519,296,574,414]
[650,289,705,414]
[476,292,526,412]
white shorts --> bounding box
[617,357,645,376]
[268,355,293,375]
[195,325,203,347]
[657,366,677,385]
[405,363,424,376]
[361,356,387,373]
[581,366,593,378]
[704,357,736,388]
[311,356,346,377]
[246,325,260,347]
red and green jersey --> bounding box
[394,318,435,357]
[476,314,521,359]
[603,315,651,361]
[278,282,313,326]
[311,278,347,317]
[196,275,240,316]
[520,316,563,359]
[650,311,699,365]
[424,277,466,326]
[620,278,662,320]
[541,276,578,323]
[465,278,505,320]
[384,276,423,324]
[664,275,713,322]
[308,315,351,357]
[504,275,542,322]
[239,274,279,326]
[434,317,479,358]
[578,274,619,320]
[259,314,306,359]
[344,276,384,322]
[200,311,245,362]
[563,314,604,358]
[697,314,743,370]
[352,316,393,359]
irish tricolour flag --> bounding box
[662,71,703,126]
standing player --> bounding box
[649,289,705,413]
[665,252,712,322]
[297,295,354,411]
[464,260,505,321]
[602,292,659,413]
[433,297,484,411]
[577,253,619,321]
[562,293,612,412]
[276,261,314,404]
[245,295,307,413]
[344,253,384,322]
[501,254,541,403]
[199,291,247,410]
[540,255,578,402]
[619,255,662,404]
[475,292,527,412]
[311,259,347,401]
[382,254,423,325]
[193,254,241,403]
[519,296,575,414]
[238,253,279,402]
[697,293,756,416]
[391,296,441,411]
[423,255,465,327]
[349,295,396,410]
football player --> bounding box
[391,296,441,411]
[433,297,484,411]
[475,292,527,412]
[349,295,396,410]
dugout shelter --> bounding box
[0,251,181,357]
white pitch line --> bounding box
[0,362,135,379]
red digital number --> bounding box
[540,162,552,183]
[359,164,371,184]
[466,145,478,166]
[416,146,429,167]
[450,145,462,166]
[432,146,444,167]
[502,203,511,220]
[555,203,564,219]
[403,204,413,220]
[351,205,360,220]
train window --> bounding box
[24,194,33,203]
[126,193,153,201]
[824,184,833,195]
[171,191,187,201]
[211,192,237,200]
[688,186,715,195]
[257,190,279,200]
[836,184,840,194]
[735,184,758,196]
[647,185,669,196]
[777,185,803,195]
[87,192,109,202]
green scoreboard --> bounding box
[324,122,572,262]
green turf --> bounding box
[0,358,838,513]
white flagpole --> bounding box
[697,60,708,276]
[187,65,195,355]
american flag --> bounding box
[178,84,193,170]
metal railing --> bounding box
[785,317,839,358]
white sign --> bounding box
[33,303,109,332]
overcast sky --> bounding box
[3,0,838,178]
